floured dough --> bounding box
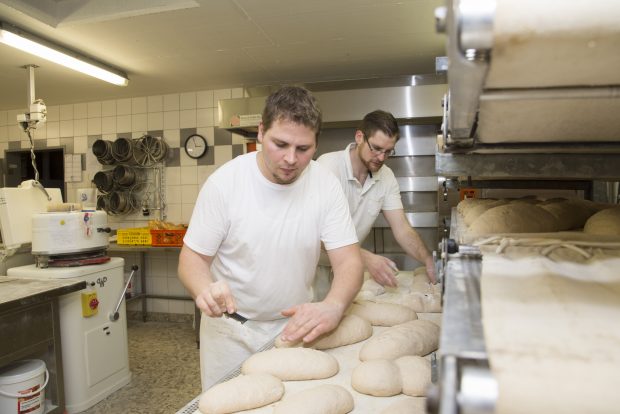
[273,384,354,414]
[362,277,386,295]
[584,207,620,236]
[372,291,442,313]
[539,201,585,230]
[351,360,402,397]
[379,397,427,414]
[359,319,440,361]
[198,373,283,414]
[276,314,372,350]
[241,348,338,380]
[395,356,431,397]
[412,266,428,277]
[468,203,558,235]
[347,301,418,326]
[463,199,509,226]
[351,356,431,398]
[457,198,499,216]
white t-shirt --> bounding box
[317,143,403,243]
[184,152,358,321]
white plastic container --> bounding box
[0,359,48,414]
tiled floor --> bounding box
[81,320,201,414]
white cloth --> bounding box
[184,151,358,321]
[199,314,288,392]
[317,143,403,243]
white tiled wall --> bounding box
[0,87,249,315]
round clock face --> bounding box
[184,134,207,159]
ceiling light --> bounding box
[0,22,129,86]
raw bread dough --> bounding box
[468,203,559,235]
[241,348,338,380]
[273,384,354,414]
[539,201,586,230]
[359,319,440,361]
[347,301,418,326]
[463,200,509,226]
[351,356,431,398]
[198,373,283,414]
[351,360,402,397]
[362,277,386,295]
[276,314,372,350]
[354,277,386,302]
[412,266,427,277]
[584,207,620,236]
[371,291,442,313]
[457,198,499,216]
[379,397,427,414]
[394,356,431,397]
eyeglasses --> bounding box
[364,137,396,157]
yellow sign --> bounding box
[81,291,99,317]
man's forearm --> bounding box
[178,245,214,299]
[394,227,432,264]
[324,245,364,310]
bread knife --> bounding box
[224,311,248,324]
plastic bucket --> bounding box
[0,359,49,414]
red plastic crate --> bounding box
[150,229,186,247]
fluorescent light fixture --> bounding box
[0,22,129,86]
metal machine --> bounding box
[428,1,620,413]
[0,183,132,413]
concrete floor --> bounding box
[81,320,201,414]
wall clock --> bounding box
[184,134,207,159]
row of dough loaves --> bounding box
[198,303,439,413]
[457,197,619,235]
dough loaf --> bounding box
[347,301,418,326]
[583,207,620,236]
[457,198,498,216]
[273,384,354,414]
[276,314,372,350]
[351,360,402,397]
[539,201,585,230]
[198,373,283,414]
[359,319,439,361]
[372,291,442,313]
[468,203,558,235]
[395,356,431,397]
[379,397,427,414]
[463,200,509,226]
[351,356,431,398]
[413,266,428,277]
[241,348,338,380]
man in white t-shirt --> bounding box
[178,86,363,391]
[315,110,435,298]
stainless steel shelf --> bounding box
[436,150,620,180]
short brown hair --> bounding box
[262,86,322,139]
[359,110,400,141]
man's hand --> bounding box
[280,301,345,343]
[425,256,437,284]
[195,280,236,317]
[364,252,399,287]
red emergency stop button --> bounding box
[89,298,99,310]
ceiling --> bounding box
[0,0,446,111]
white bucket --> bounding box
[0,360,49,414]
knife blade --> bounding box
[224,312,248,324]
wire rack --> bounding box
[92,134,167,220]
